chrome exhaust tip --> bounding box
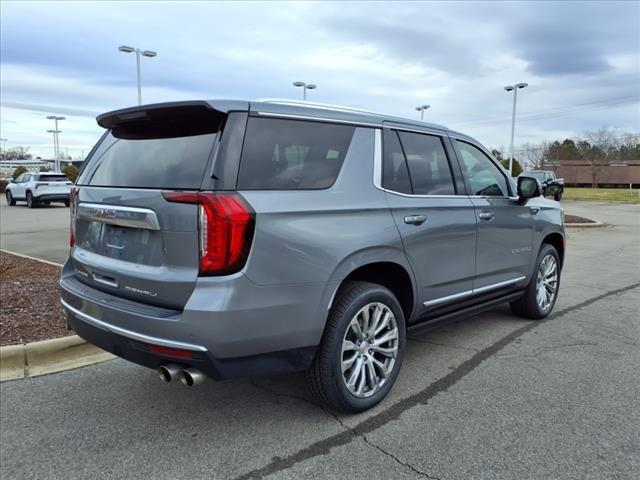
[179,368,206,387]
[158,364,182,383]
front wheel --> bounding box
[511,244,560,319]
[64,199,70,207]
[6,190,16,206]
[554,191,563,201]
[306,281,406,413]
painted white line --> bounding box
[0,249,63,267]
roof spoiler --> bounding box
[97,100,249,139]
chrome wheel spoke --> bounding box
[350,320,365,340]
[346,357,364,389]
[370,356,389,378]
[372,328,398,347]
[342,353,358,373]
[371,345,396,357]
[365,358,378,392]
[373,311,392,337]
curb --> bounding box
[565,221,606,228]
[0,335,115,382]
[0,249,63,267]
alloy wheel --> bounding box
[341,302,399,398]
[536,254,558,311]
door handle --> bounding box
[404,215,427,225]
[478,211,495,221]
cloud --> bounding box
[0,0,638,159]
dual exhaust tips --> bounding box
[158,364,206,387]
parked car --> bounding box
[521,170,564,201]
[5,172,72,207]
[60,100,565,413]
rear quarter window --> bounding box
[237,117,355,190]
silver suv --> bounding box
[60,100,565,412]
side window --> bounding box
[23,174,31,183]
[238,118,355,190]
[397,131,455,195]
[455,141,509,197]
[14,174,24,183]
[382,129,411,194]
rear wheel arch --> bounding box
[332,261,415,323]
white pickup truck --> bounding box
[5,172,72,208]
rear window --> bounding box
[237,118,355,190]
[86,132,216,189]
[38,174,68,182]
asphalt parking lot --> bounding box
[1,200,639,479]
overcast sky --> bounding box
[1,0,638,159]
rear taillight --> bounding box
[69,187,78,247]
[163,192,255,275]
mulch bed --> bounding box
[565,214,597,224]
[0,251,71,346]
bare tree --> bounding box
[520,142,553,170]
[577,128,621,187]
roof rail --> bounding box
[254,98,390,117]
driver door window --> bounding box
[455,141,508,197]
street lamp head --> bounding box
[504,85,514,92]
[293,81,305,87]
[416,105,430,111]
[47,115,66,120]
[142,50,157,58]
[119,45,135,53]
[306,84,317,90]
[516,83,529,89]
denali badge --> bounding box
[124,285,158,297]
[91,207,118,219]
[511,246,532,254]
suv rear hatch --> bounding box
[70,101,251,309]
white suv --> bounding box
[5,172,72,208]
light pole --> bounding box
[504,83,528,176]
[0,138,6,158]
[47,129,61,170]
[46,115,65,171]
[119,45,157,105]
[292,81,317,100]
[415,104,430,120]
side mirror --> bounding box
[517,176,541,203]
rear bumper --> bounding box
[59,259,325,379]
[34,193,69,201]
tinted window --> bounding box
[382,129,411,194]
[23,174,31,182]
[456,141,509,196]
[87,132,216,189]
[39,174,68,182]
[238,118,355,190]
[397,132,455,195]
[14,174,24,183]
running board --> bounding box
[407,290,524,335]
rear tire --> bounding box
[554,191,562,201]
[26,191,36,208]
[305,281,406,413]
[510,244,560,319]
[6,191,16,206]
[64,199,70,207]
